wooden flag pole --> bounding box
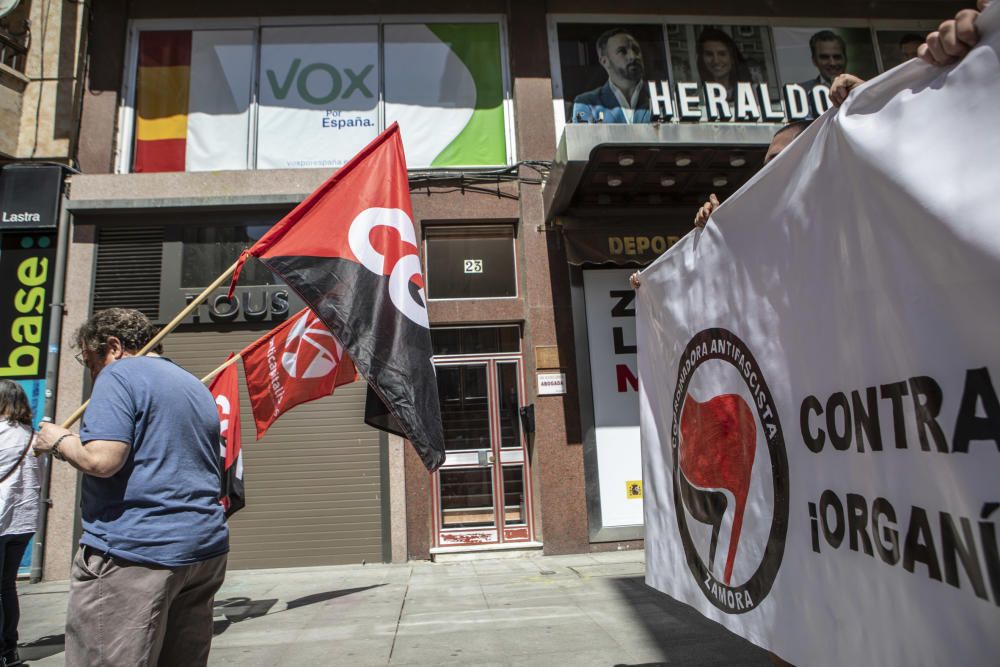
[56,258,244,430]
[200,353,242,385]
[135,257,243,358]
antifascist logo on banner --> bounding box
[671,328,789,614]
[281,310,344,379]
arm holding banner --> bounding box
[694,194,721,229]
[829,74,865,106]
[920,0,988,65]
[836,2,987,106]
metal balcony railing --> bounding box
[0,28,27,73]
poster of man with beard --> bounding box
[555,23,668,124]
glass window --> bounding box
[771,26,879,117]
[132,30,254,173]
[496,362,521,449]
[181,225,281,287]
[257,25,380,170]
[385,24,508,167]
[555,22,669,125]
[667,24,779,109]
[127,21,510,173]
[431,326,520,356]
[502,465,527,525]
[437,365,490,451]
[875,30,929,71]
[440,468,495,528]
[425,225,516,300]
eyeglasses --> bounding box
[74,352,85,367]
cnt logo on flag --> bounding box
[348,207,428,329]
[282,310,344,379]
[215,393,233,458]
[671,328,789,614]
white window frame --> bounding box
[422,223,520,302]
[117,15,517,174]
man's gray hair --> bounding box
[75,308,157,355]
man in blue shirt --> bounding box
[35,308,228,667]
[572,28,652,124]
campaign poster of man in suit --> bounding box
[556,23,668,124]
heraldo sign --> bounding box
[646,81,831,122]
[636,24,1000,667]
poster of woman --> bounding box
[667,24,778,111]
[695,27,765,101]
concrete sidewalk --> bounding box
[17,550,771,666]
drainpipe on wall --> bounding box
[30,194,71,584]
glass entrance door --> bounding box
[437,364,496,533]
[431,327,532,547]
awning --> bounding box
[543,123,772,222]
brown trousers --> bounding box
[64,546,227,667]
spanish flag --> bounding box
[134,31,191,172]
[133,30,253,173]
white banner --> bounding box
[583,269,644,527]
[637,7,1000,667]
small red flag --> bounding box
[241,307,356,439]
[208,355,245,517]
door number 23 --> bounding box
[464,259,484,273]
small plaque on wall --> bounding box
[537,371,567,396]
[534,345,563,370]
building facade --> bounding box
[35,0,961,579]
[0,0,87,580]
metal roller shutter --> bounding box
[164,326,385,569]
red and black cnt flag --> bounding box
[228,123,445,471]
[208,355,245,517]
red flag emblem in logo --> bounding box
[242,307,356,439]
[679,394,757,585]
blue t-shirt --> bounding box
[79,356,229,566]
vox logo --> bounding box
[266,60,375,104]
